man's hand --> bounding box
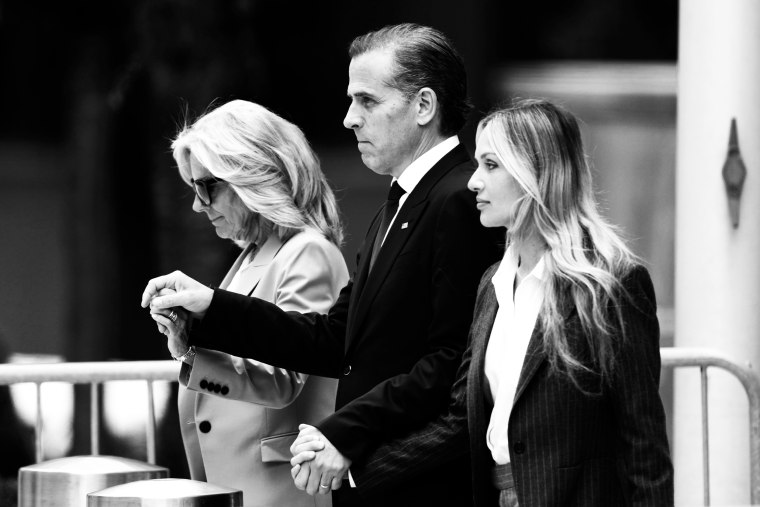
[141,271,213,318]
[289,424,351,495]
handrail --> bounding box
[0,350,757,504]
[0,360,179,384]
[0,360,180,464]
[660,347,760,505]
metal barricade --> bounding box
[661,347,760,505]
[0,350,758,503]
[0,360,180,464]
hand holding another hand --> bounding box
[141,270,213,318]
[290,424,351,495]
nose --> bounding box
[343,101,361,130]
[467,168,483,193]
[191,194,205,213]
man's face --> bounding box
[343,48,422,178]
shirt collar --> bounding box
[394,136,459,194]
[491,245,546,296]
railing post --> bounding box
[700,367,710,505]
[146,380,157,464]
[90,382,100,455]
[34,382,43,464]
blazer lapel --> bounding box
[218,244,252,290]
[224,236,283,296]
[354,199,428,305]
[512,297,577,405]
[512,326,545,405]
[468,284,499,413]
[346,145,471,348]
[349,207,383,312]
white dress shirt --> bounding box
[379,135,460,246]
[485,246,546,464]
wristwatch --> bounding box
[174,346,196,365]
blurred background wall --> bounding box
[0,0,678,485]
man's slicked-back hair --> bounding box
[348,23,472,136]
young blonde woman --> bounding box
[151,100,348,507]
[293,99,673,506]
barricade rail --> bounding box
[660,347,760,505]
[0,360,180,464]
[0,349,757,504]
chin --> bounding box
[480,215,507,229]
[360,155,379,172]
[213,226,233,240]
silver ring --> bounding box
[168,310,178,323]
[320,484,329,489]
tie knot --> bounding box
[387,181,406,202]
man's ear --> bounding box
[415,87,438,127]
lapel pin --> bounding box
[401,222,409,229]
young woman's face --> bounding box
[189,154,257,241]
[468,126,525,228]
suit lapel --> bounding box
[218,244,252,290]
[223,236,283,296]
[348,207,383,314]
[346,145,471,348]
[469,285,499,412]
[512,297,576,405]
[512,326,545,405]
[353,199,428,306]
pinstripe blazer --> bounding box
[352,262,673,507]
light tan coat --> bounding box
[178,229,348,507]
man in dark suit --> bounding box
[142,23,502,507]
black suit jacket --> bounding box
[351,263,674,507]
[189,144,503,506]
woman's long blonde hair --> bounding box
[481,99,638,382]
[172,100,343,247]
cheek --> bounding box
[227,202,250,229]
[214,191,245,224]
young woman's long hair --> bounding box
[172,100,344,247]
[480,99,638,382]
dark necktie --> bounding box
[369,181,406,271]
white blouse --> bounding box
[485,246,546,464]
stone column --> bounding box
[674,0,760,504]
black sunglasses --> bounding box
[190,176,223,206]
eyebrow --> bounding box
[347,91,376,99]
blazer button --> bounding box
[199,421,211,433]
[213,384,221,393]
[206,382,215,392]
[199,380,208,390]
[343,365,352,376]
[221,386,229,395]
[513,441,525,455]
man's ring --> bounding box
[320,484,329,489]
[168,310,178,323]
